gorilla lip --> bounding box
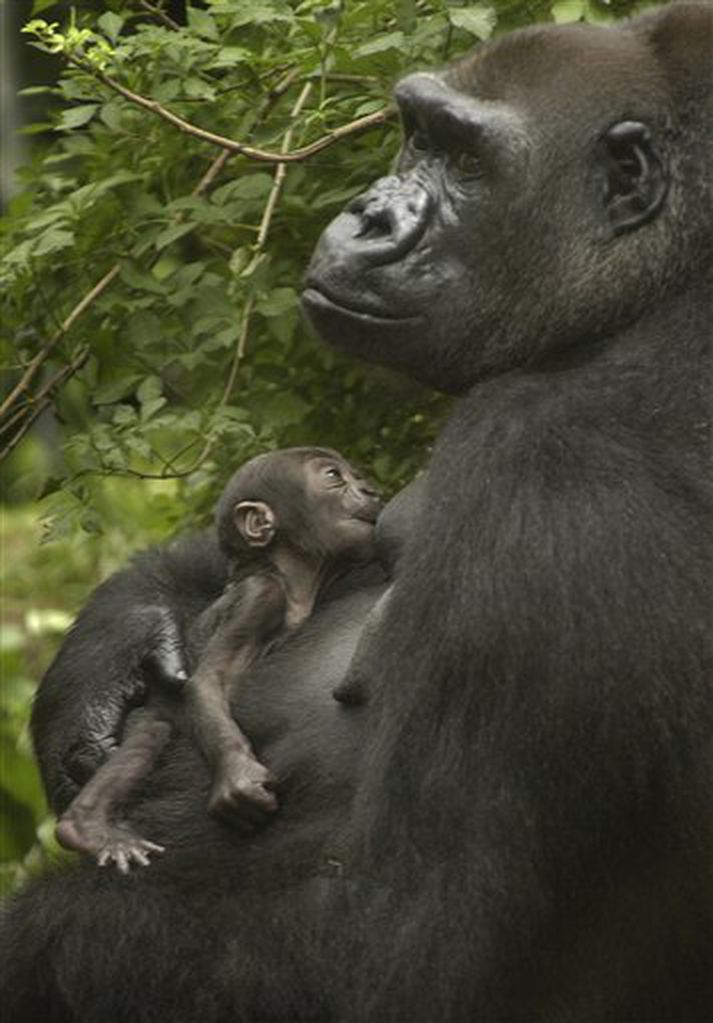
[301,286,421,326]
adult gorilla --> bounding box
[2,3,712,1020]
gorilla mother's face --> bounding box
[302,18,681,394]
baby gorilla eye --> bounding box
[324,466,344,482]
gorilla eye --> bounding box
[324,466,344,482]
[452,151,481,178]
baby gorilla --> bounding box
[54,447,382,872]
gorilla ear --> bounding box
[234,501,276,548]
[599,121,667,236]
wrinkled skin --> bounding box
[2,5,713,1022]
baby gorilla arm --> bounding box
[188,573,285,825]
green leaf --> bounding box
[448,6,497,41]
[93,374,144,405]
[32,228,75,257]
[97,12,124,42]
[212,174,274,204]
[153,254,181,280]
[551,0,585,23]
[137,376,162,404]
[112,404,138,426]
[187,5,219,40]
[184,77,217,101]
[155,222,197,251]
[56,104,99,131]
[259,392,310,429]
[354,32,405,58]
[140,398,168,422]
[257,287,298,318]
[217,1,295,28]
[209,46,252,68]
[18,86,55,96]
[31,0,59,14]
[120,261,167,295]
[100,102,124,132]
[17,122,54,136]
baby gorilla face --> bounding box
[302,454,383,563]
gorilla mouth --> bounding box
[301,285,421,326]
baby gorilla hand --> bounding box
[208,750,278,827]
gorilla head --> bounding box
[303,3,712,393]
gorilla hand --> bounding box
[33,602,190,813]
[139,605,190,691]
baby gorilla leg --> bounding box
[55,706,171,872]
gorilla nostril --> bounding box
[356,207,393,241]
[325,178,430,267]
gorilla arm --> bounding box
[32,531,227,814]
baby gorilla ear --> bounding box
[234,501,277,548]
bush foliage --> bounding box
[1,0,647,891]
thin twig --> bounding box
[191,148,231,196]
[186,81,316,475]
[0,140,236,444]
[0,403,31,441]
[67,55,392,164]
[138,0,181,32]
[1,42,384,467]
[233,80,314,382]
[1,349,89,462]
[1,56,386,437]
[0,147,237,459]
[0,265,120,423]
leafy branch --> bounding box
[5,1,450,518]
[66,55,392,164]
[137,0,181,32]
[1,17,394,466]
[24,18,392,165]
[144,79,318,481]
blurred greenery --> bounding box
[1,0,650,893]
[1,479,182,894]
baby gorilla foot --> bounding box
[208,751,278,826]
[55,812,164,873]
[55,812,105,857]
[95,826,165,874]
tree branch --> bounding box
[0,145,235,462]
[1,348,90,463]
[182,81,316,477]
[138,1,181,32]
[0,265,120,426]
[67,55,392,164]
